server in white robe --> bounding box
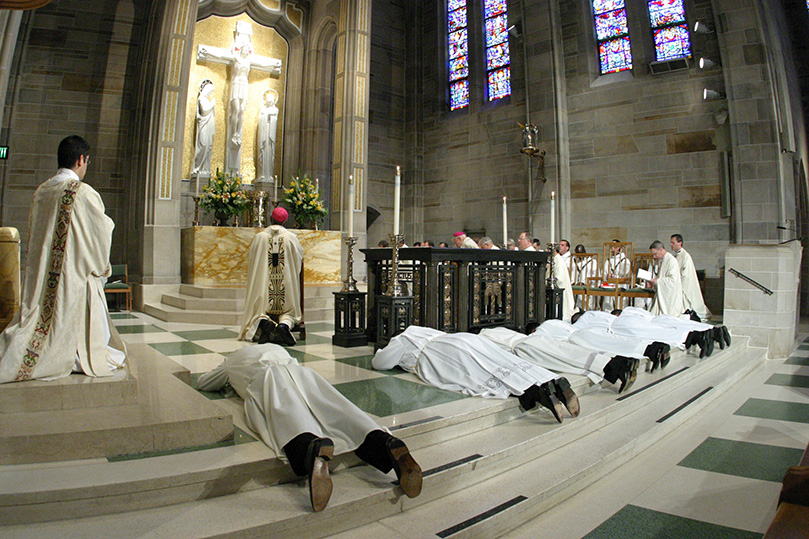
[648,240,685,316]
[239,207,303,346]
[670,234,711,321]
[480,326,639,393]
[197,344,422,511]
[372,326,575,422]
[0,136,126,383]
[552,251,576,322]
[572,245,597,310]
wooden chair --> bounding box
[620,252,656,308]
[586,242,633,311]
[104,264,132,312]
[570,252,599,311]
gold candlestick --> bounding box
[386,234,405,296]
[193,195,201,226]
[341,236,359,293]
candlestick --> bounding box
[315,177,319,192]
[393,166,401,236]
[274,175,278,203]
[195,172,200,197]
[502,196,508,248]
[192,195,201,226]
[348,175,354,238]
[550,191,556,246]
[386,233,405,296]
[341,236,358,293]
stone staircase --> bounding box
[0,336,767,538]
[143,283,342,325]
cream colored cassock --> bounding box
[197,344,383,459]
[0,169,126,383]
[461,236,479,249]
[239,225,303,340]
[372,326,556,399]
[552,253,575,322]
[650,251,684,316]
[673,247,711,320]
[481,326,613,384]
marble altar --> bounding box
[0,227,20,332]
[181,226,341,285]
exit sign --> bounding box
[0,146,7,159]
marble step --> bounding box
[0,343,233,466]
[179,284,246,299]
[0,339,755,533]
[142,302,243,325]
[162,293,243,311]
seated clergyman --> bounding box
[197,344,422,512]
[239,207,302,346]
[372,325,579,423]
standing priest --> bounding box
[648,240,684,316]
[670,234,711,321]
[239,206,303,346]
[0,135,126,383]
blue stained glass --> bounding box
[595,9,628,40]
[654,24,691,60]
[487,42,510,70]
[449,56,469,81]
[448,0,465,12]
[648,0,686,26]
[593,0,625,15]
[485,14,508,48]
[599,37,632,73]
[449,29,468,59]
[448,7,467,33]
[488,67,511,100]
[450,80,469,110]
[484,0,507,18]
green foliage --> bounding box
[200,169,249,217]
[282,175,328,227]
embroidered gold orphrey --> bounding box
[266,235,286,315]
[16,179,82,381]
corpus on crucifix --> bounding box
[197,20,282,174]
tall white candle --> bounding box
[315,178,319,192]
[195,173,200,197]
[502,196,508,247]
[348,175,354,238]
[550,191,556,246]
[274,175,278,203]
[394,166,401,236]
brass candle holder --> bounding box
[341,236,359,293]
[192,195,201,226]
[386,233,405,296]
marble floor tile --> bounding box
[119,332,186,344]
[677,436,805,482]
[170,354,229,375]
[110,313,139,320]
[735,397,809,424]
[783,355,809,366]
[333,376,467,417]
[765,372,809,388]
[148,341,214,356]
[711,414,809,449]
[189,339,251,355]
[303,360,385,385]
[335,355,404,375]
[115,324,167,334]
[172,328,240,341]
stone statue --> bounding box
[197,21,282,175]
[256,89,279,184]
[192,80,215,178]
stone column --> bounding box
[0,227,19,332]
[332,0,371,282]
[0,10,23,138]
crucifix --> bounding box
[197,20,282,174]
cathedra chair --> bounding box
[586,242,633,311]
[619,252,656,308]
[570,252,599,311]
[104,264,132,312]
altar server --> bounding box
[372,326,578,422]
[239,207,303,346]
[670,234,711,321]
[552,250,576,322]
[0,135,126,383]
[648,240,685,316]
[198,344,422,512]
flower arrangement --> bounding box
[200,169,249,224]
[282,174,328,228]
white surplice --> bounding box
[197,344,382,459]
[650,251,684,316]
[372,326,556,399]
[553,253,575,322]
[0,169,126,383]
[610,306,711,349]
[239,224,303,340]
[543,318,650,360]
[481,326,611,384]
[673,247,711,320]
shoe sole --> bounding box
[389,444,423,498]
[309,444,334,512]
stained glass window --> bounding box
[647,0,691,61]
[448,0,469,110]
[593,0,632,74]
[484,0,511,101]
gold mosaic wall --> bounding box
[183,13,288,184]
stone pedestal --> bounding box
[332,291,368,347]
[0,227,20,332]
[375,295,414,351]
[723,243,801,358]
[546,287,564,321]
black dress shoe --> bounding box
[269,323,297,346]
[713,327,725,350]
[553,377,580,417]
[386,437,422,498]
[305,437,334,512]
[536,382,564,423]
[704,330,714,357]
[722,326,731,346]
[685,331,699,349]
[604,356,635,392]
[518,385,539,412]
[643,343,661,372]
[688,310,701,322]
[659,344,671,369]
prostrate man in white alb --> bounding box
[551,246,575,322]
[372,325,579,423]
[670,234,711,321]
[480,326,640,393]
[647,240,684,317]
[452,231,479,249]
[239,206,303,346]
[0,135,126,383]
[197,344,422,512]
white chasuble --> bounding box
[197,344,382,459]
[0,169,126,383]
[239,225,303,340]
[372,326,556,399]
[674,247,711,320]
[650,251,684,316]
